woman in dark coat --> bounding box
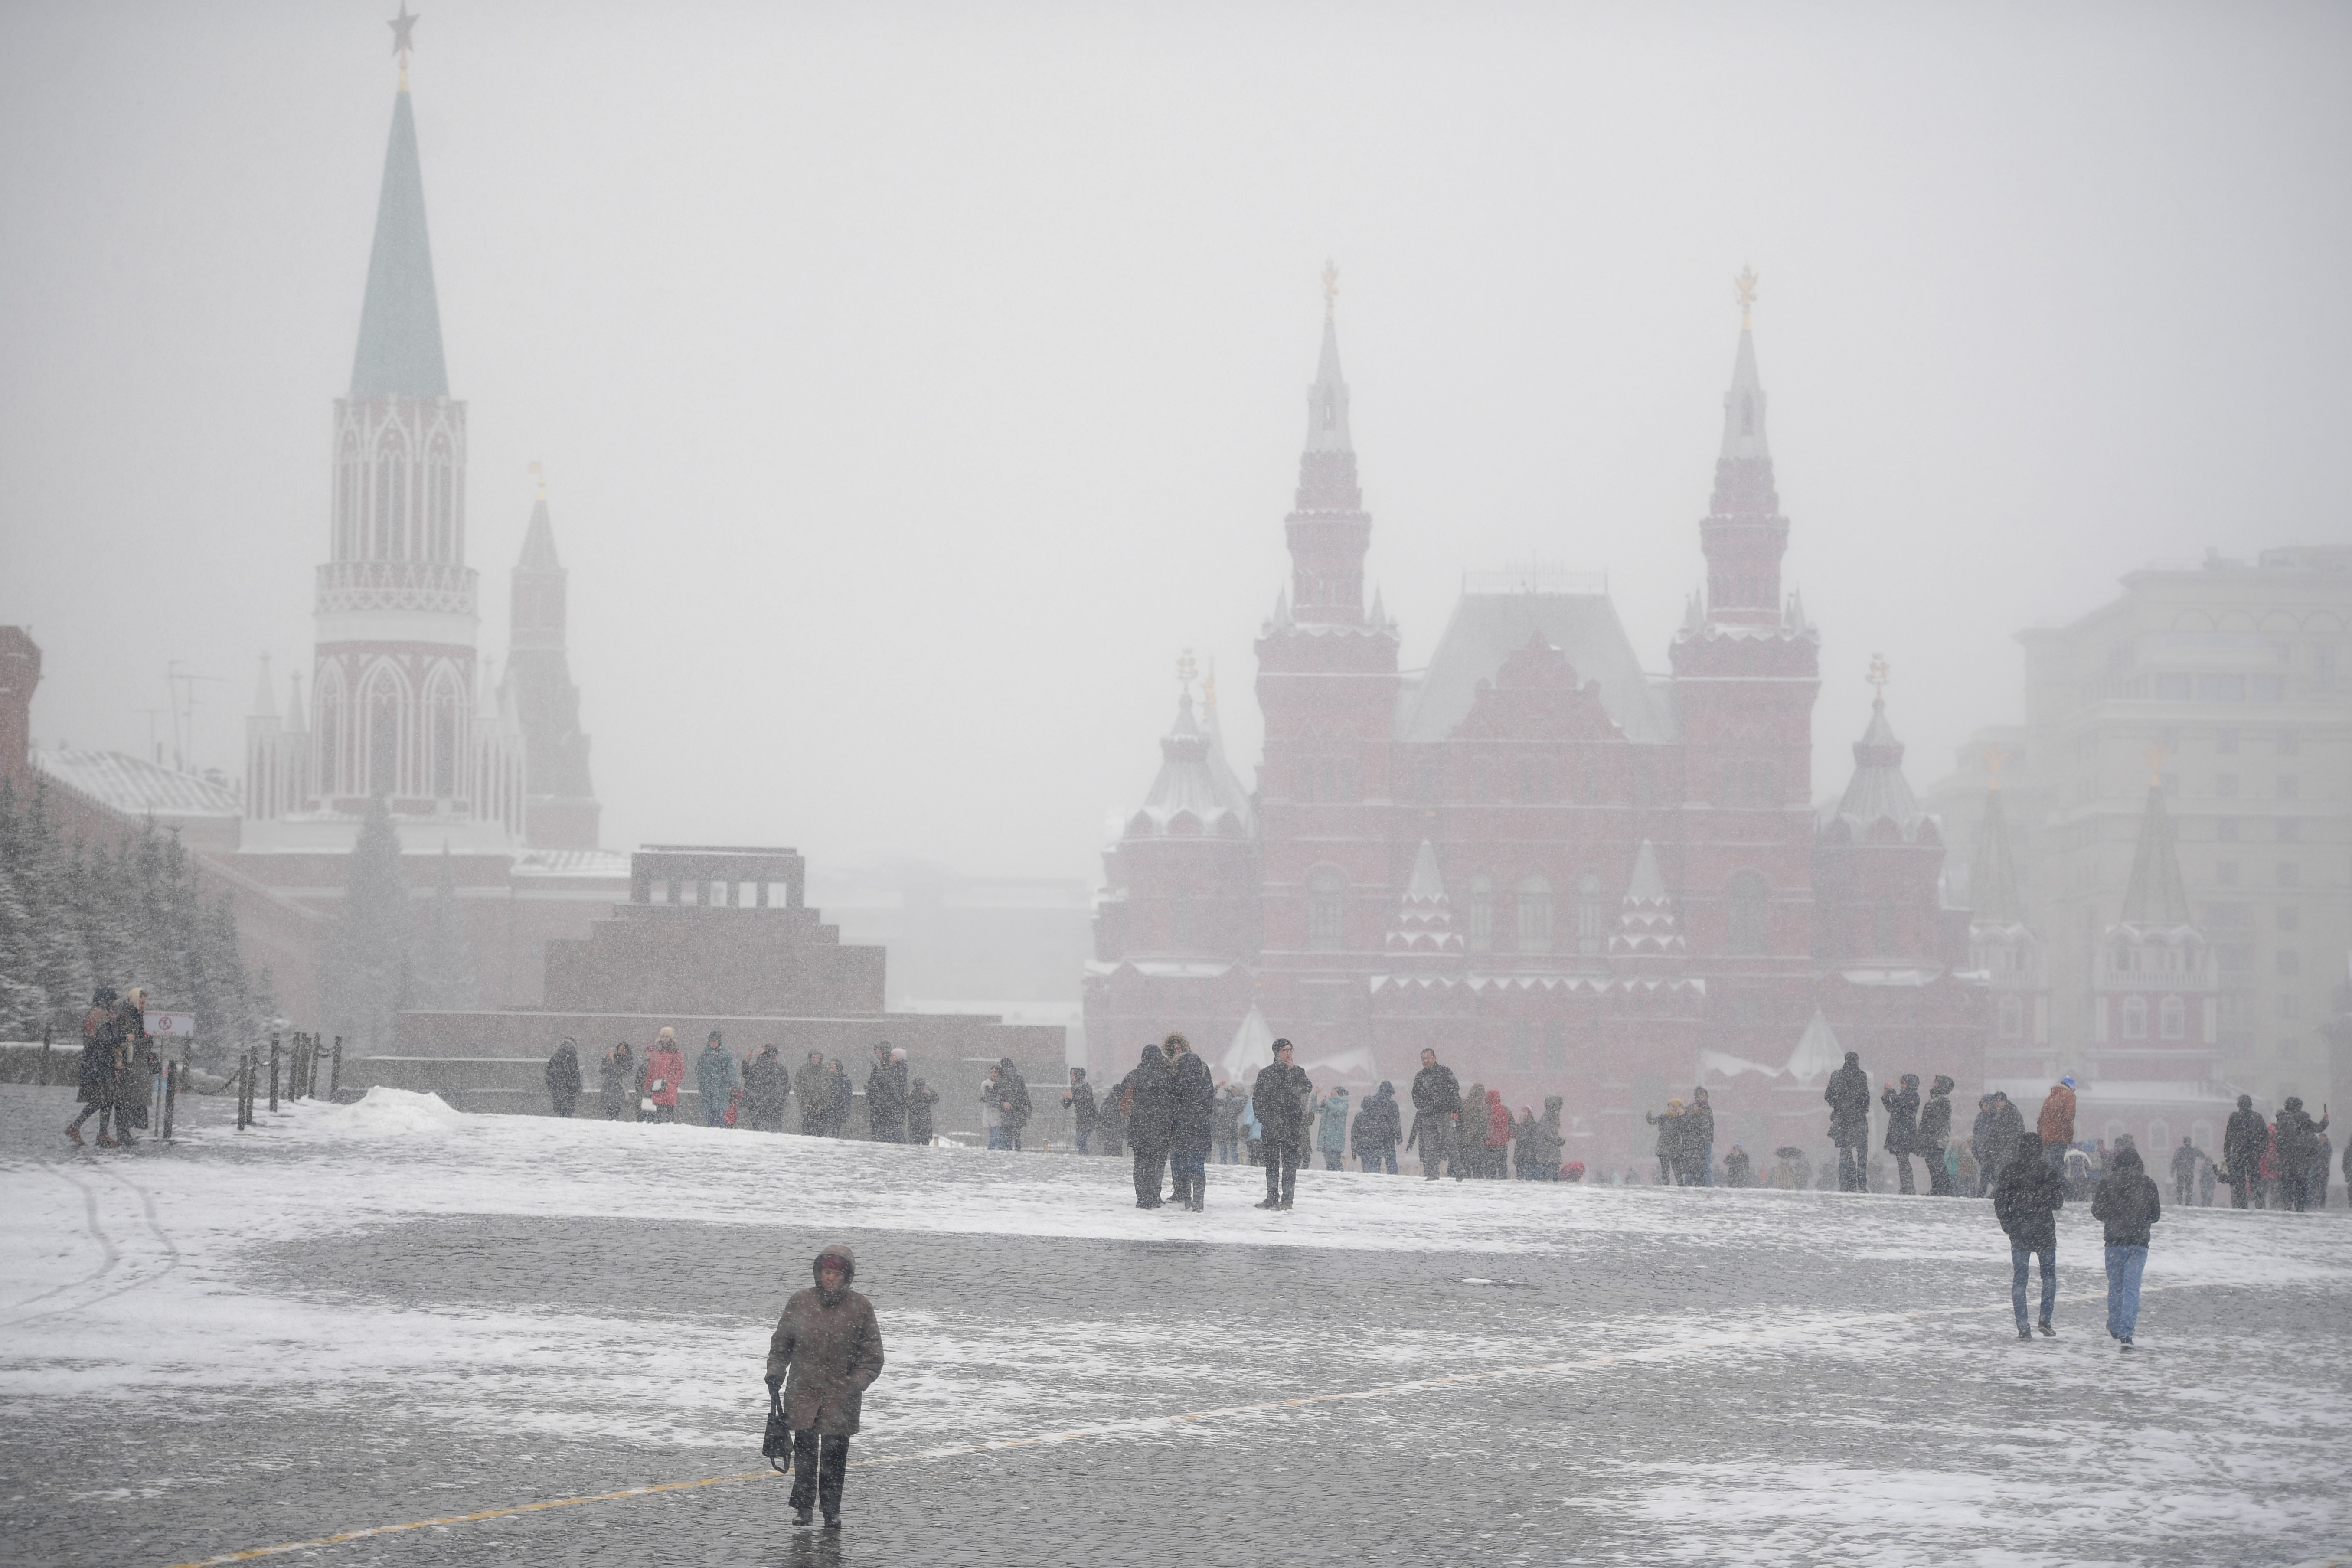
[743,1045,791,1133]
[1916,1075,1956,1195]
[1120,1042,1174,1208]
[1164,1034,1216,1211]
[904,1077,936,1144]
[66,987,124,1147]
[544,1038,583,1117]
[765,1244,885,1529]
[1994,1130,2065,1338]
[600,1042,637,1121]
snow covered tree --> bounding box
[324,795,410,1052]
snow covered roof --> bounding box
[1127,693,1249,840]
[32,748,241,819]
[1827,697,1930,840]
[510,848,632,879]
[1396,589,1676,745]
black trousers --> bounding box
[1133,1144,1168,1205]
[1837,1141,1868,1192]
[1263,1134,1301,1203]
[788,1430,849,1516]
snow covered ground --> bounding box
[3,1084,2348,1567]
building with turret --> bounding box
[1086,279,1991,1173]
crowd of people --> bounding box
[555,1034,942,1143]
[61,985,162,1148]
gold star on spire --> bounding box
[529,460,545,501]
[1735,265,1758,330]
[1322,259,1339,320]
[389,3,420,86]
[1866,652,1888,697]
[1984,743,2008,791]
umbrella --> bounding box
[1774,1146,1803,1159]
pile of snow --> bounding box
[302,1085,467,1137]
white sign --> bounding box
[144,1011,196,1037]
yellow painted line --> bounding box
[158,1280,2215,1567]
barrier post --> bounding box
[161,1059,177,1141]
[331,1037,342,1099]
[268,1037,281,1114]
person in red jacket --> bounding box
[2036,1077,2078,1173]
[641,1027,686,1124]
[1483,1089,1512,1179]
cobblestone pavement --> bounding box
[2,1084,2348,1567]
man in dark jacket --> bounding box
[1881,1073,1922,1195]
[825,1059,853,1137]
[2091,1143,2161,1349]
[2223,1094,2267,1209]
[1968,1095,1999,1197]
[1254,1039,1310,1210]
[1120,1042,1173,1207]
[744,1045,791,1133]
[1352,1081,1402,1173]
[1409,1049,1461,1181]
[1686,1088,1717,1186]
[1917,1075,1956,1196]
[544,1038,583,1117]
[1983,1092,2025,1196]
[2168,1137,2202,1208]
[905,1076,937,1143]
[1062,1068,1098,1155]
[863,1042,908,1142]
[1164,1035,1216,1210]
[1993,1130,2065,1339]
[988,1056,1032,1151]
[765,1244,885,1529]
[2274,1097,2330,1212]
[1825,1051,1872,1192]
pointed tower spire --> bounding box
[1696,267,1786,627]
[350,74,448,399]
[285,670,307,738]
[1385,840,1463,958]
[1285,267,1371,624]
[2119,778,2192,927]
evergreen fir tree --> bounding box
[326,796,410,1052]
[409,846,476,1011]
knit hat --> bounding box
[2060,1075,2075,1088]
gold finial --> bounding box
[529,460,545,501]
[1866,652,1888,697]
[1984,743,2008,792]
[2144,742,2167,787]
[1735,265,1758,330]
[1176,648,1197,697]
[389,3,419,86]
[1322,259,1339,320]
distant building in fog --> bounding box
[1087,281,1993,1173]
[1924,545,2352,1121]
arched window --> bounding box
[1466,876,1493,953]
[2122,994,2148,1040]
[1516,875,1552,954]
[1577,873,1605,956]
[2159,995,2185,1040]
[336,433,361,559]
[428,674,461,798]
[1726,872,1768,955]
[1998,995,2024,1039]
[366,671,402,797]
[1307,866,1344,952]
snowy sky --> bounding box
[2,2,2347,880]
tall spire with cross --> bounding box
[1698,265,1787,628]
[352,6,446,399]
[1287,263,1369,624]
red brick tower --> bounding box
[1666,276,1821,1066]
[502,470,602,850]
[1253,270,1402,1058]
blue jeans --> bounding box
[2012,1246,2056,1330]
[704,1101,728,1127]
[1171,1148,1206,1197]
[1362,1148,1397,1174]
[986,1126,1007,1150]
[2104,1245,2148,1340]
[1075,1128,1091,1155]
[1215,1140,1238,1164]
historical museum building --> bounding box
[1087,284,1993,1172]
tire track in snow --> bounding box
[0,1159,122,1324]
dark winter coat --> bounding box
[1645,1106,1686,1163]
[989,1058,1032,1131]
[1968,1103,2000,1159]
[744,1051,791,1124]
[865,1058,909,1139]
[1352,1088,1401,1153]
[1993,1135,2065,1252]
[1529,1097,1566,1168]
[1254,1062,1310,1142]
[905,1082,936,1143]
[1168,1050,1215,1156]
[1121,1045,1174,1150]
[601,1047,636,1115]
[1212,1085,1247,1143]
[2275,1105,2327,1165]
[1825,1062,1871,1144]
[794,1059,830,1121]
[1722,1147,1754,1187]
[1410,1063,1461,1152]
[827,1065,853,1123]
[2091,1150,2162,1248]
[764,1249,885,1436]
[1064,1075,1098,1133]
[2224,1106,2268,1172]
[1686,1098,1715,1155]
[1881,1083,1921,1156]
[1991,1098,2025,1150]
[1916,1087,1953,1150]
[545,1042,583,1109]
[77,1013,124,1107]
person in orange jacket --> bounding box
[641,1027,687,1124]
[2036,1076,2078,1173]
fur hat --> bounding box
[813,1245,856,1284]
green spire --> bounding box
[350,87,448,399]
[2119,784,2192,926]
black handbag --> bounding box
[762,1385,793,1473]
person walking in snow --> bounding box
[904,1076,936,1144]
[1409,1049,1460,1181]
[1352,1081,1401,1173]
[1881,1073,1923,1195]
[696,1032,741,1127]
[2222,1094,2267,1209]
[642,1029,687,1124]
[2036,1077,2078,1174]
[741,1045,789,1132]
[2091,1142,2161,1350]
[1254,1039,1310,1210]
[766,1244,885,1530]
[545,1037,583,1118]
[1316,1085,1352,1172]
[1166,1033,1215,1210]
[2168,1137,2202,1208]
[1994,1130,2065,1339]
[1917,1075,1957,1196]
[600,1042,637,1121]
[1121,1040,1174,1207]
[65,987,124,1147]
[1062,1068,1098,1155]
[863,1042,908,1143]
[1825,1050,1872,1192]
